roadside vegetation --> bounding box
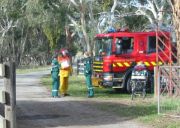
[16,65,51,74]
[41,74,180,128]
[1,0,179,66]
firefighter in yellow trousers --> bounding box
[58,49,72,97]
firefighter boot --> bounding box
[88,88,94,98]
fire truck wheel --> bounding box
[126,77,132,93]
[147,72,154,93]
[114,88,122,93]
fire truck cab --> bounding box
[93,30,172,92]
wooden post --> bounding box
[0,115,6,128]
[4,62,16,128]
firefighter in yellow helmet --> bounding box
[58,49,72,97]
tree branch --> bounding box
[70,0,78,7]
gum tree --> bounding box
[169,0,180,64]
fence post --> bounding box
[154,67,157,97]
[157,67,160,115]
[4,62,16,128]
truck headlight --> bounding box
[103,73,113,81]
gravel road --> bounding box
[1,70,150,128]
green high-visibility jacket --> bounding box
[84,57,92,76]
[51,59,60,78]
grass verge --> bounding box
[41,74,180,128]
[17,65,50,74]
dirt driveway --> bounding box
[16,71,149,128]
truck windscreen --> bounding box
[115,37,134,54]
[95,38,112,56]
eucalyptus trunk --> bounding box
[80,3,91,53]
[170,0,180,65]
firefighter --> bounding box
[84,52,94,98]
[58,49,72,97]
[51,54,60,97]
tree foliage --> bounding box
[0,0,177,66]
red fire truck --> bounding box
[92,30,172,92]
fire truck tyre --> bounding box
[147,73,153,93]
[114,88,121,93]
[126,77,132,93]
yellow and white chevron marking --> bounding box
[137,61,163,66]
[113,61,163,68]
[113,62,131,67]
[151,61,157,66]
[113,63,116,67]
[93,61,103,64]
[123,62,130,67]
[158,61,163,65]
[93,69,103,72]
[93,61,103,72]
[144,62,150,66]
[93,65,103,68]
[117,63,123,67]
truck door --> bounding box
[138,37,146,55]
[135,36,146,61]
[145,36,165,70]
[114,37,134,71]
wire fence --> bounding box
[158,66,180,117]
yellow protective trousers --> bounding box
[60,76,69,94]
[59,67,71,94]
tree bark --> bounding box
[170,0,180,65]
[80,2,91,52]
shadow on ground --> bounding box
[17,98,155,128]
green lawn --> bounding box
[41,74,131,98]
[41,74,180,128]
